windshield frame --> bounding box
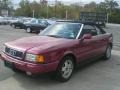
[39,22,83,39]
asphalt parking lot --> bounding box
[105,23,120,51]
[0,24,120,90]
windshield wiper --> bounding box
[46,35,63,38]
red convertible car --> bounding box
[1,21,113,82]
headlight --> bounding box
[25,53,44,63]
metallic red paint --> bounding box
[1,33,113,74]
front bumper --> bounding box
[0,53,59,74]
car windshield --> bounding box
[40,22,81,39]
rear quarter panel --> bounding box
[98,33,113,53]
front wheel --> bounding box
[103,45,112,60]
[56,56,74,82]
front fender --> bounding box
[58,50,77,63]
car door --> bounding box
[31,20,39,30]
[39,20,48,30]
[33,20,43,31]
[89,25,102,57]
[77,24,99,62]
[94,26,108,55]
[33,20,39,30]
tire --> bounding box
[55,56,75,82]
[26,27,32,33]
[12,24,16,28]
[103,45,112,60]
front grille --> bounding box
[5,47,23,59]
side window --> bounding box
[95,26,102,35]
[41,20,48,27]
[81,25,98,37]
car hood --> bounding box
[5,36,71,53]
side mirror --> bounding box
[82,34,92,40]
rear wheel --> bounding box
[26,27,32,33]
[56,56,74,82]
[12,24,16,28]
[103,45,112,60]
